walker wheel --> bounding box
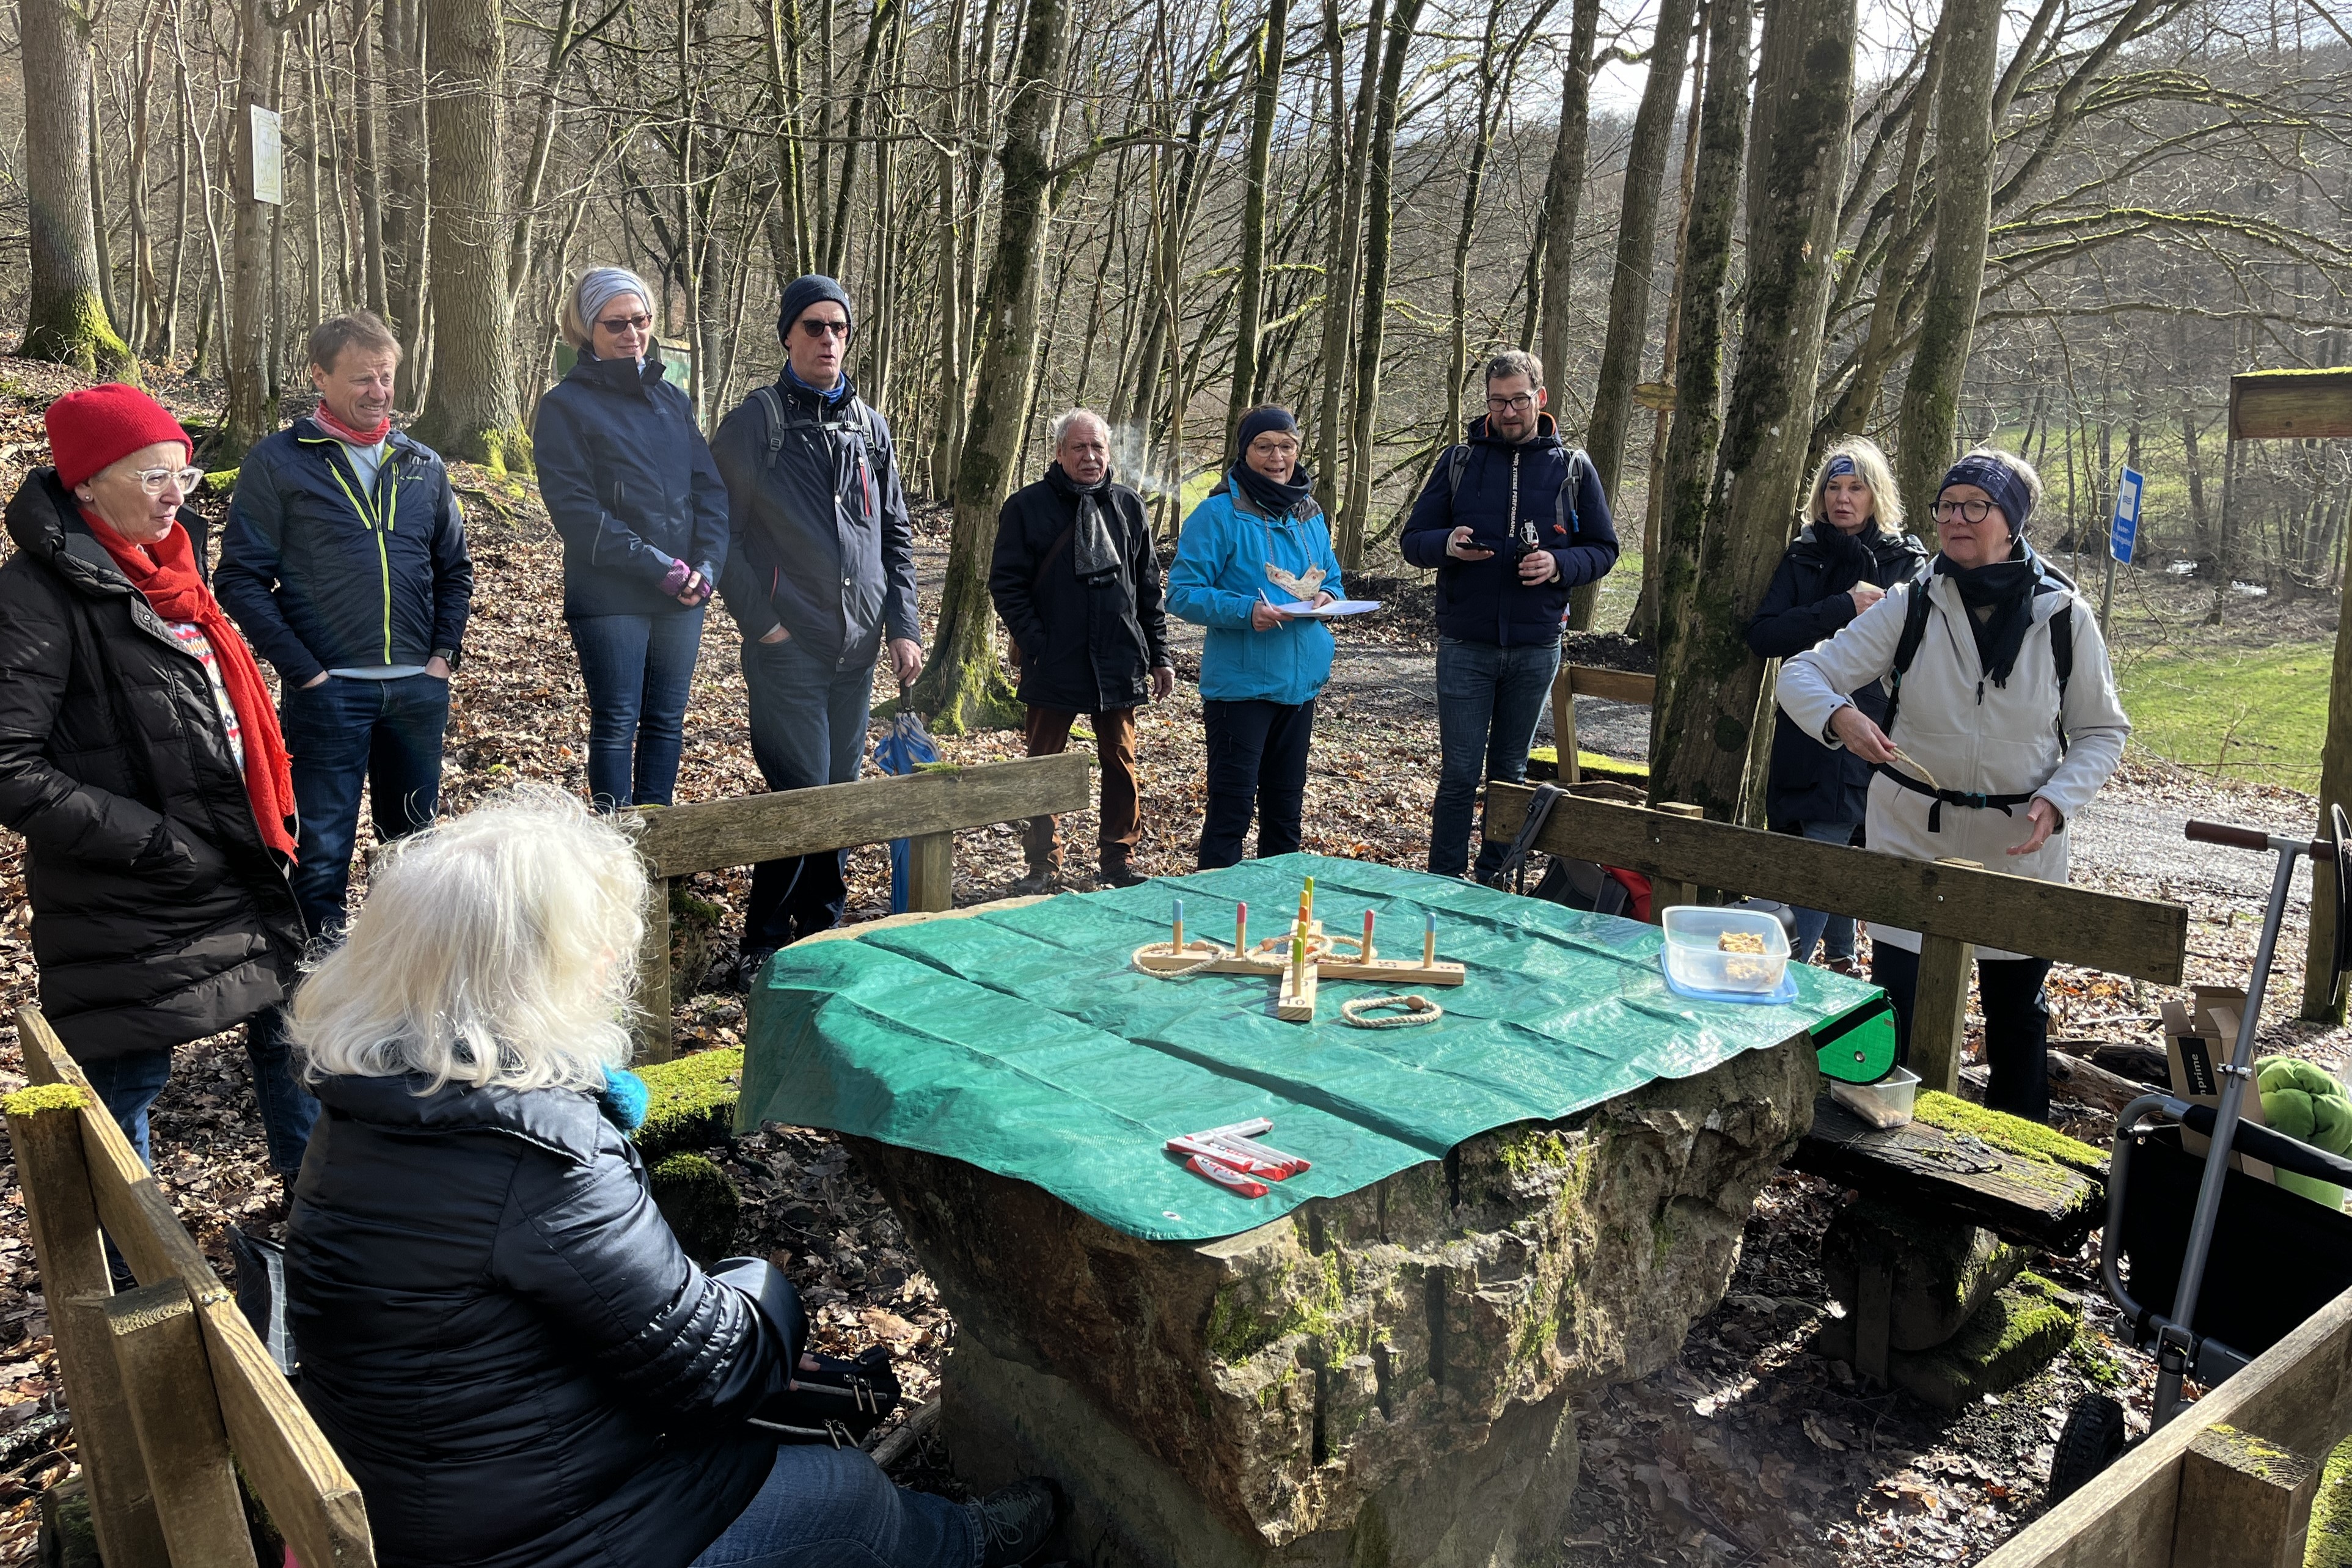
[2047,1393,2128,1505]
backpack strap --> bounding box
[2049,599,2073,755]
[753,385,789,467]
[1556,447,1589,539]
[1445,444,1472,504]
[1880,573,1936,744]
[1495,782,1566,895]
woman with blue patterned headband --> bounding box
[1747,438,1924,976]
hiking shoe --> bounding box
[976,1478,1064,1566]
[708,948,777,995]
[1011,868,1059,896]
[1098,861,1149,889]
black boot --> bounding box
[976,1478,1064,1567]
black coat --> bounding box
[987,468,1170,714]
[533,353,730,619]
[1748,523,1927,826]
[285,1072,792,1568]
[0,471,304,1060]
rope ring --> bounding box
[1339,994,1444,1028]
[1130,940,1232,979]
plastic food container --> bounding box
[1660,906,1792,995]
[1831,1068,1922,1130]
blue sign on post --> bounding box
[2111,466,2144,564]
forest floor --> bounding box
[0,353,2345,1566]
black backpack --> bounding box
[1442,442,1591,541]
[1881,573,2074,752]
[1490,783,1638,915]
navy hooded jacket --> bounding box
[1399,413,1617,647]
[533,351,730,619]
[217,419,474,686]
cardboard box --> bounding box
[2164,986,2271,1181]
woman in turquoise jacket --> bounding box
[1166,406,1343,868]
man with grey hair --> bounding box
[1401,348,1619,882]
[989,407,1172,888]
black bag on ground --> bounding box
[714,1256,903,1447]
[227,1225,298,1382]
[1492,782,1638,917]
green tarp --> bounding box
[738,854,1885,1241]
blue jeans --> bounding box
[570,609,705,809]
[80,1009,317,1178]
[689,1445,979,1568]
[280,672,451,940]
[1786,818,1862,961]
[741,634,874,950]
[1429,636,1562,882]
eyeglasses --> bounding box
[597,313,652,334]
[1486,394,1536,413]
[127,466,203,496]
[1933,498,2001,524]
[798,318,851,340]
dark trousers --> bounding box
[280,672,451,939]
[81,1011,318,1179]
[1022,705,1141,873]
[570,607,704,809]
[1198,698,1314,870]
[1873,943,2055,1123]
[741,632,874,952]
[1429,636,1561,882]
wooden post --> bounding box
[907,830,954,913]
[634,875,676,1063]
[1652,802,1704,918]
[1908,857,1986,1094]
[2303,559,2352,1024]
[1854,1257,1892,1386]
[2171,1423,2318,1568]
[1552,661,1579,783]
[4,1090,169,1568]
[103,1281,258,1567]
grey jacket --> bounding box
[711,374,918,669]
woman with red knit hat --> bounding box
[0,383,315,1179]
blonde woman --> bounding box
[1746,438,1924,973]
[282,787,1063,1568]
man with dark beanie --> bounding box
[713,275,922,975]
[989,408,1172,890]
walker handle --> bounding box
[2186,819,2338,861]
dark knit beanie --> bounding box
[776,275,854,345]
[1234,405,1300,460]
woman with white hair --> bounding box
[1776,449,2130,1122]
[536,268,729,809]
[1746,437,1925,974]
[282,788,1063,1568]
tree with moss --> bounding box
[20,0,136,376]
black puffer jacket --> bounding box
[285,1072,791,1568]
[988,466,1170,714]
[0,471,303,1060]
[1747,522,1928,826]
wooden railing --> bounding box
[1483,784,2188,1093]
[6,1005,373,1568]
[1547,664,1656,784]
[628,753,1093,1058]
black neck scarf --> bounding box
[1231,460,1315,521]
[1046,462,1121,579]
[1935,540,2048,687]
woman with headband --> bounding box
[537,267,729,810]
[1776,447,2130,1122]
[1747,437,1924,975]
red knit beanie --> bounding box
[44,384,192,491]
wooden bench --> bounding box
[5,1005,373,1568]
[628,753,1092,1058]
[1545,664,1656,785]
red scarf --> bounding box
[313,404,392,447]
[81,510,299,860]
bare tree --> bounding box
[21,0,135,373]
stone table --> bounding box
[846,1032,1818,1568]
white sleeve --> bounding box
[2038,596,2130,822]
[1775,584,1913,749]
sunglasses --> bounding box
[597,313,653,334]
[798,318,851,340]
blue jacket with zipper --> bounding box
[1398,413,1617,646]
[1165,480,1344,707]
[218,418,474,687]
[534,352,729,619]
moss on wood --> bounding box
[650,1151,739,1262]
[632,1047,743,1161]
[1890,1270,2081,1411]
[2,1083,87,1117]
[1912,1090,2107,1176]
[2306,1429,2352,1567]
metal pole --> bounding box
[2100,548,2117,634]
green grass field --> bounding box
[2115,640,2331,787]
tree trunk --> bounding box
[823,0,896,279]
[1443,0,1514,445]
[908,0,1071,733]
[1646,0,1746,717]
[1567,0,1696,628]
[1534,0,1602,399]
[408,0,527,470]
[1647,0,1855,821]
[1225,0,1292,450]
[222,0,291,455]
[1310,0,1380,523]
[1893,0,2001,511]
[21,0,133,373]
[1336,0,1427,570]
[382,0,430,405]
[351,0,390,317]
[89,82,123,344]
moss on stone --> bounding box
[632,1047,742,1161]
[1497,1127,1572,1178]
[203,467,240,498]
[1913,1091,2107,1176]
[2,1083,87,1117]
[2304,1430,2352,1567]
[1891,1270,2081,1412]
[650,1151,739,1262]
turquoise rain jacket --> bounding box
[1165,482,1344,706]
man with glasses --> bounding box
[712,274,923,973]
[218,310,474,942]
[1400,348,1618,882]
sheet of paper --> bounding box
[1259,590,1383,618]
